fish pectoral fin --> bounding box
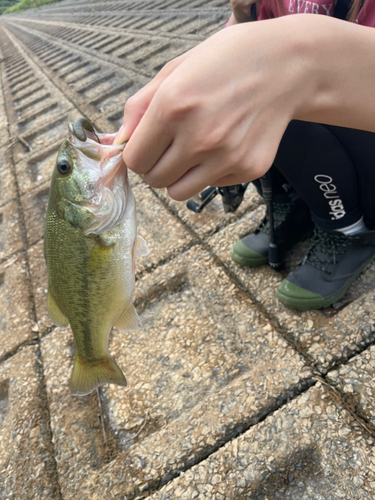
[134,235,149,259]
[114,303,141,332]
[47,288,69,327]
[97,233,116,247]
[70,354,127,396]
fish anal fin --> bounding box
[47,288,69,327]
[70,354,127,396]
[114,303,141,332]
[134,235,149,259]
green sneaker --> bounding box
[231,196,313,268]
[276,225,375,310]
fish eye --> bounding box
[57,159,72,176]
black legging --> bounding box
[254,120,375,231]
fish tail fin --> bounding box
[70,354,127,396]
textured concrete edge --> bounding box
[78,359,313,498]
[148,383,375,499]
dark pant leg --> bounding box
[273,120,364,231]
[252,166,292,198]
[325,125,375,229]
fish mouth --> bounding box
[63,119,131,236]
[68,118,127,187]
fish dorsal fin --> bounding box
[134,235,149,259]
[47,288,69,327]
[114,303,141,332]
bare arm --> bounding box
[115,14,375,200]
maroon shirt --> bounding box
[258,0,375,27]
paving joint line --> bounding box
[0,337,39,366]
[148,186,375,444]
[137,379,319,499]
[0,245,29,267]
[143,371,375,499]
[313,368,375,440]
[106,373,316,500]
[0,195,17,211]
[148,190,323,367]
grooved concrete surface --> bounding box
[0,1,375,499]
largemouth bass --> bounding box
[44,118,149,396]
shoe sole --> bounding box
[230,247,268,268]
[230,230,313,269]
[276,256,374,310]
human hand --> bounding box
[114,16,325,201]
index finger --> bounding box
[122,86,175,175]
[114,52,191,147]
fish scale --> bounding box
[44,118,149,395]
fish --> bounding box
[44,118,149,396]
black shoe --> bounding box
[231,194,313,267]
[276,225,375,310]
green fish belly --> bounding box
[45,207,135,360]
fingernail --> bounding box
[113,125,124,145]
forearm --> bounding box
[289,14,375,132]
[117,13,375,200]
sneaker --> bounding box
[276,225,375,310]
[231,194,313,268]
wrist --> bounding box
[272,15,329,123]
[286,14,375,131]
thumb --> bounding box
[113,53,190,145]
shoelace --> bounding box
[302,225,357,273]
[258,202,292,235]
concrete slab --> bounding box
[27,240,50,336]
[12,109,82,165]
[21,181,49,245]
[13,87,49,113]
[156,182,261,237]
[15,152,57,196]
[132,183,195,272]
[0,252,36,359]
[11,81,44,104]
[39,246,312,499]
[327,344,375,429]
[0,345,60,499]
[13,89,53,121]
[0,199,24,263]
[16,99,72,137]
[0,152,17,208]
[0,92,7,135]
[207,212,375,374]
[0,126,9,149]
[149,384,375,500]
